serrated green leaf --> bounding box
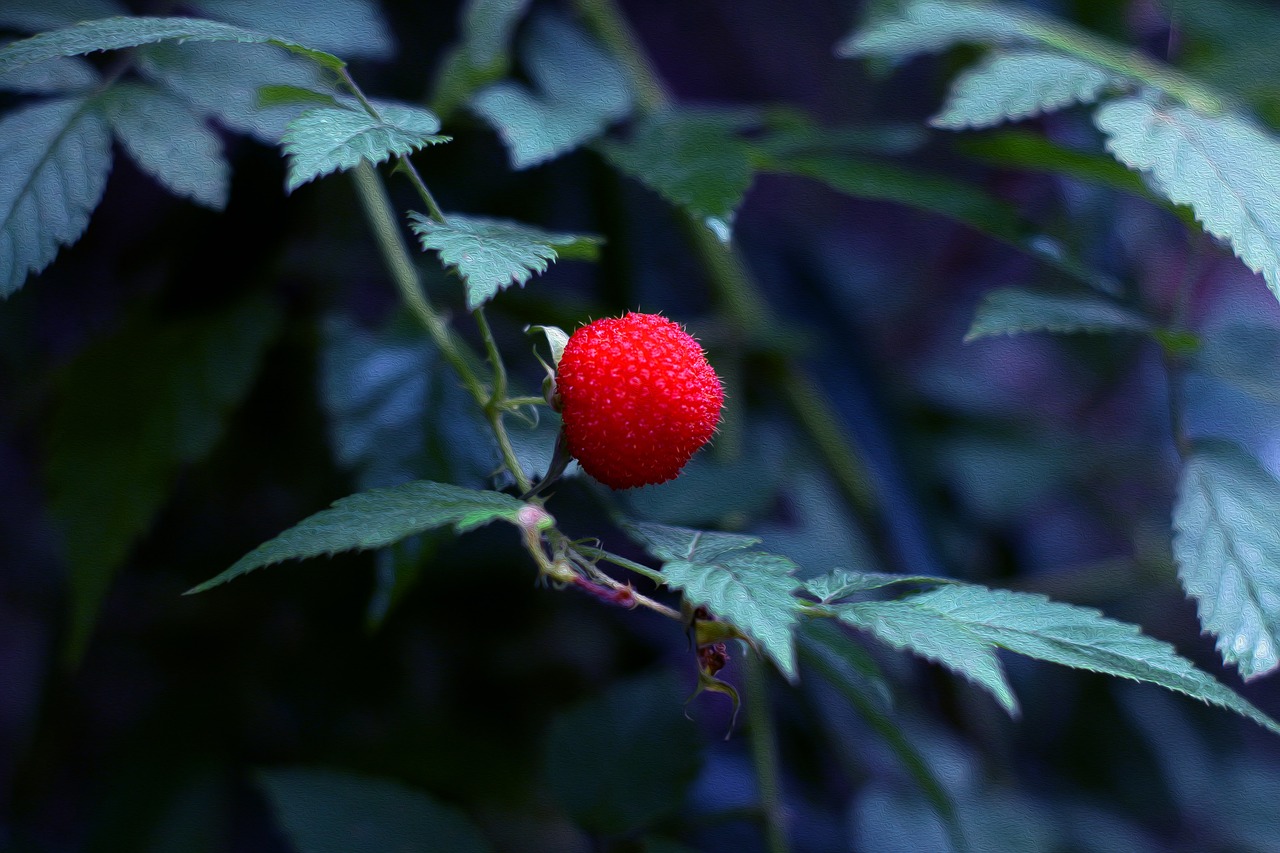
[469,13,632,169]
[599,109,757,227]
[1196,323,1280,404]
[932,49,1122,130]
[1,97,111,297]
[191,0,392,59]
[838,594,1020,715]
[623,520,761,565]
[259,769,492,853]
[544,673,702,834]
[100,81,228,209]
[46,297,279,662]
[965,288,1153,341]
[281,102,449,192]
[805,569,951,604]
[1174,440,1280,680]
[845,583,1280,734]
[0,0,126,32]
[137,40,328,143]
[187,481,531,594]
[837,0,1035,60]
[0,16,346,75]
[407,211,601,310]
[1096,94,1280,304]
[0,55,99,93]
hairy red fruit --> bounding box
[556,312,724,489]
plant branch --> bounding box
[744,653,790,853]
[474,307,533,494]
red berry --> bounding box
[556,312,724,489]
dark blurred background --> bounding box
[5,0,1280,850]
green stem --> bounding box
[579,545,668,585]
[572,0,670,112]
[744,653,790,853]
[474,308,533,494]
[778,373,877,516]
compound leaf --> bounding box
[1174,440,1280,680]
[469,13,632,168]
[407,211,601,310]
[965,288,1152,341]
[282,102,449,192]
[187,481,534,594]
[932,49,1123,130]
[1096,94,1280,304]
[100,81,228,208]
[1,97,111,297]
[259,768,492,853]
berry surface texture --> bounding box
[556,312,724,489]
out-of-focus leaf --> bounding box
[46,297,280,661]
[544,672,702,834]
[407,211,600,310]
[0,0,126,32]
[187,481,540,594]
[954,130,1158,200]
[100,81,228,209]
[837,0,1037,61]
[0,97,111,296]
[469,13,632,169]
[1195,323,1280,404]
[964,288,1153,341]
[1174,439,1280,680]
[1097,94,1280,304]
[191,0,392,59]
[0,55,98,93]
[932,49,1122,130]
[259,768,492,853]
[281,102,449,192]
[431,0,532,119]
[805,569,950,603]
[840,583,1280,733]
[0,16,346,75]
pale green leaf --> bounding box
[837,0,1035,60]
[186,481,531,594]
[407,211,601,310]
[46,297,279,662]
[0,97,111,297]
[545,673,702,834]
[0,0,127,32]
[932,49,1122,130]
[1096,94,1280,303]
[623,520,761,565]
[1196,323,1280,404]
[259,769,492,853]
[845,583,1280,734]
[0,16,346,75]
[100,81,228,209]
[137,40,328,143]
[282,102,449,191]
[838,595,1019,715]
[431,0,531,119]
[527,324,569,366]
[469,13,632,168]
[598,109,757,227]
[965,288,1153,341]
[0,56,99,94]
[1174,440,1280,680]
[191,0,392,59]
[805,569,951,604]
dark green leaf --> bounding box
[255,84,341,109]
[430,0,532,119]
[469,13,632,168]
[187,481,533,594]
[1174,440,1280,680]
[100,81,228,209]
[259,768,492,853]
[932,49,1122,130]
[0,55,98,93]
[1,97,111,296]
[599,108,758,234]
[954,130,1159,201]
[407,211,601,310]
[1096,94,1280,303]
[544,673,702,834]
[1196,323,1280,404]
[805,569,951,603]
[191,0,392,59]
[842,583,1280,733]
[0,0,126,32]
[46,297,280,661]
[281,102,449,192]
[0,16,346,75]
[965,288,1153,341]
